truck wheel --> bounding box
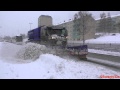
[49,39,57,47]
[79,55,87,60]
[62,41,67,48]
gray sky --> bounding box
[0,11,120,37]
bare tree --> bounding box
[106,12,116,33]
[116,22,120,33]
[98,12,107,33]
[73,13,80,40]
[73,11,95,45]
[97,12,116,34]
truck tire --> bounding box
[62,41,67,48]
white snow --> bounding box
[86,33,120,44]
[68,33,120,44]
[86,33,120,56]
[0,42,120,79]
[23,38,28,42]
[0,42,22,60]
[16,42,47,60]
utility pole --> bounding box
[29,23,33,30]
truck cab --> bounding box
[40,26,68,47]
[28,26,68,48]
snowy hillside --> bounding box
[0,42,120,79]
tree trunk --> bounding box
[83,17,85,45]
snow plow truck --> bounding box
[27,25,88,60]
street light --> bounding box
[29,23,33,30]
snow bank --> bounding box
[16,43,46,60]
[0,42,120,79]
[0,53,120,79]
[68,34,120,44]
[86,34,120,44]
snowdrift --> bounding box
[16,43,46,60]
[0,42,47,62]
[0,42,120,79]
[1,53,120,79]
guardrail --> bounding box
[68,41,120,52]
[87,52,120,69]
[86,43,120,52]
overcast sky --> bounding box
[0,11,120,37]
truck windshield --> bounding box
[48,29,62,36]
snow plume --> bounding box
[16,43,47,60]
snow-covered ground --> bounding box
[87,33,120,56]
[0,42,120,79]
[68,33,120,44]
[86,33,120,44]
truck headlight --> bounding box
[52,37,56,39]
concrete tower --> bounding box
[38,15,53,27]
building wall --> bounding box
[56,17,96,41]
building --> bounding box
[38,15,96,41]
[56,14,120,41]
[38,15,53,27]
[56,17,96,41]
